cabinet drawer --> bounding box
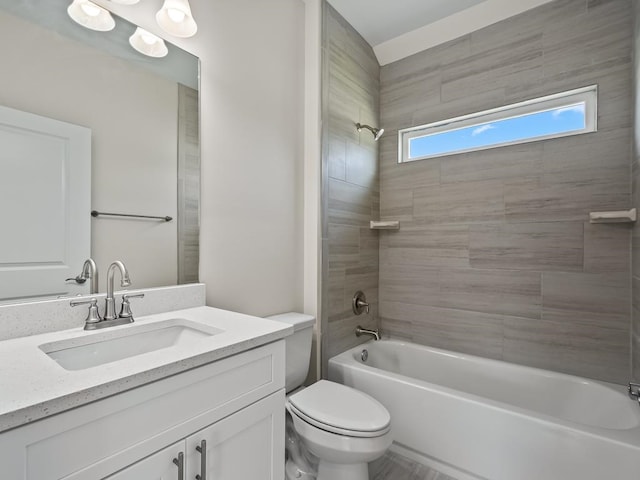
[0,341,284,480]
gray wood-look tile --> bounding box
[413,179,505,225]
[504,176,630,223]
[437,268,542,320]
[440,143,544,184]
[328,134,346,181]
[469,222,584,271]
[381,302,504,360]
[633,0,640,387]
[633,275,640,381]
[370,450,459,480]
[379,263,440,307]
[326,310,378,360]
[346,141,378,189]
[379,316,413,341]
[542,271,630,318]
[381,156,440,191]
[328,178,375,227]
[380,187,414,222]
[322,3,381,369]
[440,34,544,103]
[327,267,346,318]
[328,224,360,269]
[503,314,629,383]
[177,84,200,285]
[583,223,631,273]
[375,0,633,383]
[380,225,469,266]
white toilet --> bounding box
[267,313,392,480]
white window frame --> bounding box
[398,85,598,163]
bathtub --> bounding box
[328,339,640,480]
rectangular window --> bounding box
[398,85,597,163]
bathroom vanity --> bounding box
[0,304,291,479]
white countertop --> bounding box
[0,306,292,433]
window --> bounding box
[398,85,597,163]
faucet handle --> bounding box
[65,275,87,284]
[119,293,145,320]
[70,297,102,327]
[352,291,370,315]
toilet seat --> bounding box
[287,380,391,438]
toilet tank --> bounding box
[266,312,315,392]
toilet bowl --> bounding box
[266,313,393,480]
[287,380,392,480]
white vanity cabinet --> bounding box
[106,441,185,479]
[108,392,283,480]
[0,341,285,480]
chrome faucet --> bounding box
[66,258,99,294]
[82,258,99,294]
[71,261,141,330]
[104,261,131,321]
[355,325,380,341]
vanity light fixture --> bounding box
[156,0,198,38]
[129,27,169,57]
[67,0,116,32]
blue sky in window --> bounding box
[409,103,586,159]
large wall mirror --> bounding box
[0,0,200,304]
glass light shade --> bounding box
[67,0,115,31]
[109,0,141,4]
[129,27,169,58]
[156,0,197,38]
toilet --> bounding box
[267,313,392,480]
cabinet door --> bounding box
[186,390,285,480]
[106,441,185,480]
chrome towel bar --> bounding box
[91,210,173,222]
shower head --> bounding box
[356,123,384,141]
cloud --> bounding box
[471,124,495,136]
[552,103,585,118]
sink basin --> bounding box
[39,319,223,371]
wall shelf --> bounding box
[370,220,400,230]
[589,208,636,224]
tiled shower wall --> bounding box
[321,3,380,368]
[633,0,640,382]
[378,0,633,384]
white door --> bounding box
[0,105,91,301]
[186,390,285,480]
[105,441,186,480]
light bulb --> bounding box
[80,2,101,16]
[156,0,197,38]
[67,0,115,31]
[167,8,186,23]
[129,27,168,57]
[140,31,159,45]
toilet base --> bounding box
[285,458,316,480]
[317,460,368,480]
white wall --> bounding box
[98,0,307,317]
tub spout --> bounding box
[355,325,380,341]
[629,382,640,404]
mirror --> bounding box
[0,0,200,304]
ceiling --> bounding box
[327,0,554,65]
[327,0,487,46]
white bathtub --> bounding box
[328,339,640,480]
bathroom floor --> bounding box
[370,450,458,480]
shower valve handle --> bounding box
[352,291,370,315]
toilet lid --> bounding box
[287,380,391,437]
